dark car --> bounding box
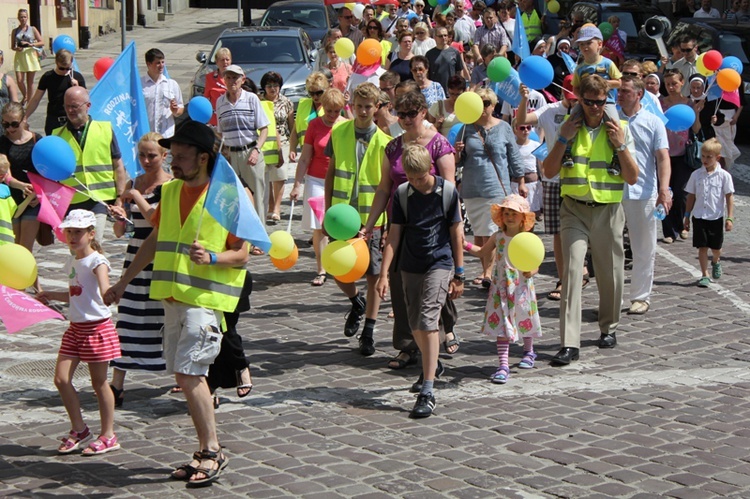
[191,26,316,105]
[259,0,338,44]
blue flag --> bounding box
[706,75,723,101]
[204,154,271,251]
[640,94,668,125]
[90,41,150,179]
[514,7,530,60]
[561,51,577,74]
[491,68,522,107]
[531,142,548,161]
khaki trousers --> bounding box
[228,148,267,221]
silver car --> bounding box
[191,26,315,106]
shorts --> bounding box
[12,202,40,221]
[301,175,326,231]
[542,180,562,234]
[161,301,223,376]
[365,228,383,276]
[464,196,501,237]
[692,217,724,250]
[59,318,121,363]
[266,161,287,182]
[401,268,452,332]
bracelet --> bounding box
[557,136,568,145]
[208,252,217,265]
[455,266,464,274]
[684,211,690,218]
[464,242,473,251]
[727,217,734,223]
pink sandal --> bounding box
[58,426,92,454]
[82,434,120,456]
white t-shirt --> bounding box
[502,19,515,49]
[501,89,547,120]
[517,139,541,174]
[534,101,571,182]
[346,67,386,103]
[685,166,735,220]
[216,90,271,147]
[65,251,112,323]
[693,7,720,18]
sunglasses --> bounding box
[368,25,380,29]
[57,66,71,71]
[2,120,20,129]
[680,46,694,52]
[622,71,640,77]
[397,109,420,119]
[582,98,607,107]
[342,15,354,19]
[309,90,324,97]
[482,100,493,108]
[517,125,532,131]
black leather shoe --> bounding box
[551,347,580,366]
[598,333,617,349]
[358,332,375,356]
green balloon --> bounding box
[598,22,613,41]
[323,204,362,241]
[487,57,512,82]
[427,0,438,6]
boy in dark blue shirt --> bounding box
[376,144,464,418]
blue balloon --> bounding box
[447,123,464,146]
[437,0,450,5]
[32,136,77,182]
[188,96,213,124]
[52,35,76,55]
[406,12,419,20]
[518,56,554,90]
[664,104,695,132]
[720,56,744,74]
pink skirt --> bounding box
[59,318,121,363]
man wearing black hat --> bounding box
[105,120,249,487]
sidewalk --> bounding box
[5,7,750,497]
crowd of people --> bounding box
[0,0,742,488]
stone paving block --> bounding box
[590,483,640,496]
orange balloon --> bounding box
[356,39,382,66]
[336,238,370,283]
[716,68,742,92]
[270,245,299,270]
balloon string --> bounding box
[72,177,107,207]
[714,96,723,116]
[287,199,295,233]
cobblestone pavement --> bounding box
[3,8,750,498]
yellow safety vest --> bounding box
[150,180,246,312]
[560,120,627,203]
[330,120,391,226]
[295,98,321,146]
[0,197,17,245]
[380,40,392,66]
[260,100,279,166]
[53,121,117,205]
[523,10,542,41]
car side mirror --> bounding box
[309,50,317,61]
[196,52,207,64]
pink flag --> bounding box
[28,172,76,242]
[0,285,65,333]
[307,196,325,224]
[722,90,741,108]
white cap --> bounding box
[59,209,97,229]
[224,64,244,76]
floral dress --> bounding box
[481,233,542,342]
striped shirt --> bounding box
[216,90,271,147]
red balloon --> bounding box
[702,50,723,72]
[93,57,115,80]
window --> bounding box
[90,0,115,8]
[56,0,77,20]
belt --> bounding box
[568,197,608,208]
[524,173,539,183]
[226,141,257,152]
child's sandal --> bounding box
[58,426,92,454]
[518,351,537,369]
[490,366,510,384]
[82,434,120,455]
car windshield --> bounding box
[602,11,637,39]
[262,7,328,29]
[211,35,305,64]
[720,34,749,63]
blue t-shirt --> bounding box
[391,176,462,274]
[573,56,621,103]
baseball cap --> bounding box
[59,209,97,229]
[224,64,244,76]
[562,74,575,100]
[158,120,216,154]
[576,25,602,44]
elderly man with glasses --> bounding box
[543,74,638,366]
[452,0,476,45]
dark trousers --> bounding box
[662,155,690,239]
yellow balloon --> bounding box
[322,240,357,276]
[268,231,295,259]
[547,0,560,14]
[334,37,355,60]
[0,243,38,290]
[454,92,484,124]
[506,233,545,272]
[695,53,715,77]
[344,2,355,11]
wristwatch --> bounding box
[453,274,466,283]
[616,143,627,152]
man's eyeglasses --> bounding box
[64,102,89,112]
[622,71,640,77]
[482,100,493,108]
[582,98,607,107]
[680,46,695,52]
[2,121,20,129]
[341,15,354,19]
[397,109,420,119]
[309,90,324,98]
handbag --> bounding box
[685,129,704,171]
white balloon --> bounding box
[352,4,365,19]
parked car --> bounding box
[191,26,315,106]
[259,0,338,44]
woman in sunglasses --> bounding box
[364,90,460,371]
[411,22,435,56]
[0,102,44,287]
[363,21,392,67]
[454,88,524,289]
